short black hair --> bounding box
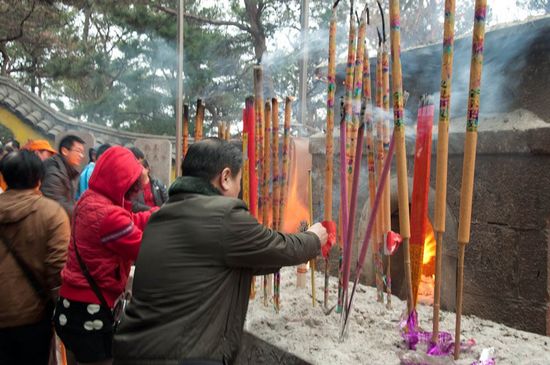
[129,146,145,160]
[88,147,97,162]
[96,143,112,161]
[59,135,85,153]
[0,150,44,189]
[182,138,242,181]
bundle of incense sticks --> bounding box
[410,95,435,307]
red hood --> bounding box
[88,146,143,206]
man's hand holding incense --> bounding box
[308,222,330,257]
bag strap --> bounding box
[71,207,113,316]
[0,232,50,304]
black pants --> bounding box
[0,316,52,365]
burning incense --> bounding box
[336,96,346,314]
[348,6,367,189]
[262,101,272,307]
[272,98,281,312]
[455,0,487,359]
[194,99,205,141]
[272,98,280,230]
[341,131,396,340]
[343,0,356,204]
[254,66,265,224]
[389,0,414,314]
[409,95,434,307]
[280,97,292,228]
[379,4,393,308]
[183,104,189,157]
[324,0,339,310]
[374,29,384,303]
[245,97,258,219]
[308,170,316,307]
[433,0,457,335]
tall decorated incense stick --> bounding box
[245,97,258,219]
[409,96,434,306]
[341,131,396,339]
[308,170,316,307]
[379,3,393,308]
[336,96,346,314]
[279,97,292,228]
[362,17,378,307]
[183,104,189,157]
[324,0,339,310]
[337,0,355,315]
[218,122,224,139]
[389,0,414,314]
[242,132,250,215]
[348,6,367,191]
[194,99,205,141]
[373,29,384,303]
[272,98,281,313]
[341,4,367,314]
[455,0,487,359]
[433,0,456,342]
[254,66,265,223]
[343,0,356,203]
[263,101,272,307]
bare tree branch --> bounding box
[0,0,37,43]
[152,4,251,33]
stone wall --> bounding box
[309,110,550,335]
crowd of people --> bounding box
[0,135,330,365]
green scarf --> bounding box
[168,176,221,197]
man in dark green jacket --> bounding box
[113,138,328,365]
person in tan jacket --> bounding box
[0,150,70,365]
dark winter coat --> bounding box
[59,146,155,308]
[112,176,320,365]
[41,154,79,217]
[131,176,168,212]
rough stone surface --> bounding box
[310,114,550,335]
[134,138,172,187]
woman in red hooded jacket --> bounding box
[54,146,157,365]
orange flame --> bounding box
[281,158,310,233]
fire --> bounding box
[422,221,436,266]
[281,155,310,233]
[417,219,437,305]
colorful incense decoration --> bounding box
[324,0,339,310]
[253,66,264,224]
[242,132,250,215]
[194,99,205,142]
[272,98,281,313]
[183,104,189,157]
[409,95,434,307]
[389,0,414,314]
[455,0,487,359]
[433,0,456,342]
